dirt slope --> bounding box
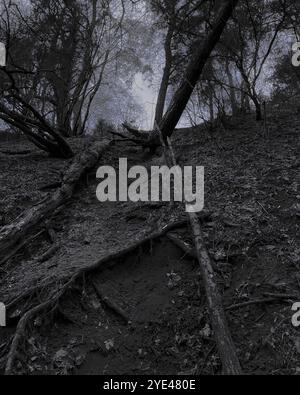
[0,106,299,374]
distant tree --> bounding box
[0,0,137,156]
[123,0,239,148]
[271,53,300,101]
[219,0,289,120]
[150,0,212,127]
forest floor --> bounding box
[0,105,299,375]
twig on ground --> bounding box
[263,292,299,300]
[226,298,286,311]
[226,293,298,311]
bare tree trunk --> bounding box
[225,59,238,115]
[209,86,214,122]
[154,24,174,127]
[56,105,73,137]
[73,100,83,135]
[238,66,262,121]
[252,92,262,121]
[241,81,250,113]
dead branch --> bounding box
[165,135,242,375]
[167,232,197,258]
[188,212,242,374]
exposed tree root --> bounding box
[166,232,220,272]
[36,244,60,264]
[5,276,76,375]
[39,182,62,192]
[263,292,300,300]
[6,282,53,311]
[0,229,45,269]
[0,139,111,258]
[4,218,188,374]
[92,281,130,324]
[226,297,293,311]
[167,232,197,257]
[120,123,160,150]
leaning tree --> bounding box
[121,0,240,149]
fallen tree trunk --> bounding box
[165,135,242,375]
[188,213,242,375]
[0,138,111,258]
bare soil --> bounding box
[0,106,299,375]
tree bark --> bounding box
[188,213,242,374]
[164,135,242,375]
[237,66,262,121]
[252,93,262,121]
[154,24,174,127]
[225,59,238,115]
[155,129,242,374]
[208,85,214,122]
[0,139,111,257]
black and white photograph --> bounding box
[0,0,299,379]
